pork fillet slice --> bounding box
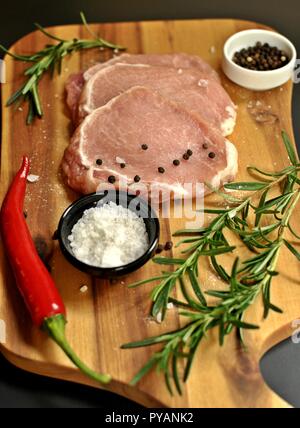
[65,53,220,122]
[83,53,220,81]
[78,63,236,135]
[65,72,85,123]
[62,87,238,198]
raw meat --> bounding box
[83,52,220,81]
[62,87,237,198]
[78,63,236,135]
[65,72,85,123]
[65,52,221,124]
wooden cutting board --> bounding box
[0,18,299,408]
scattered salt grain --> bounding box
[116,156,126,164]
[167,302,174,310]
[27,174,40,183]
[114,48,119,54]
[68,202,149,268]
[156,312,162,323]
[247,99,278,124]
[209,46,216,54]
[18,107,23,112]
[177,68,183,74]
[198,79,209,87]
[79,285,88,293]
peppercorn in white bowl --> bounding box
[222,29,296,91]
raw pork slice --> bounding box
[78,63,236,135]
[62,87,238,198]
[83,52,220,81]
[65,53,220,123]
[65,73,85,123]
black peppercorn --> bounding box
[164,241,173,251]
[183,153,190,160]
[134,175,141,182]
[156,244,164,254]
[208,152,216,159]
[141,144,148,150]
[187,149,193,156]
[173,159,180,166]
[158,167,165,173]
[232,42,289,71]
[96,159,102,166]
[108,175,116,183]
[202,143,209,149]
[120,163,126,168]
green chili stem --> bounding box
[43,314,111,385]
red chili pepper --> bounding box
[0,156,111,385]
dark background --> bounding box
[1,0,300,408]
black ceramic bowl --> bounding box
[57,190,160,278]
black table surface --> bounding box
[0,0,300,408]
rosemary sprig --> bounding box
[0,12,125,124]
[122,131,300,394]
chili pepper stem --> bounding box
[43,314,111,385]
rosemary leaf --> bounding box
[173,228,206,236]
[172,354,182,395]
[187,268,207,306]
[283,239,300,261]
[153,257,185,265]
[129,356,160,386]
[224,182,268,191]
[228,319,259,329]
[282,130,298,165]
[196,246,236,256]
[255,188,269,226]
[122,333,174,349]
[128,274,169,288]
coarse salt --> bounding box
[27,174,40,183]
[68,202,149,268]
[156,312,163,323]
[198,79,209,87]
[116,156,126,164]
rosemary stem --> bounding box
[125,117,300,395]
[1,13,125,124]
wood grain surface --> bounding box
[0,19,299,408]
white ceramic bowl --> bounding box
[222,29,297,91]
